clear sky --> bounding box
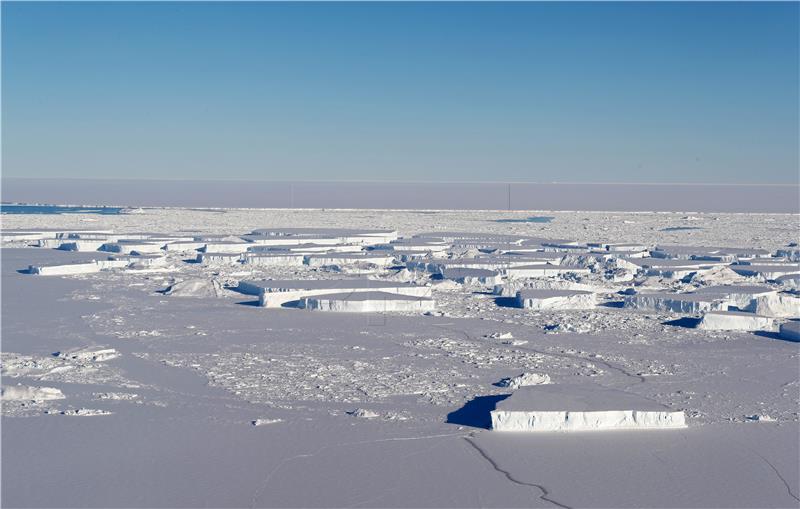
[2,1,798,184]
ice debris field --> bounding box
[1,207,799,508]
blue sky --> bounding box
[2,2,798,183]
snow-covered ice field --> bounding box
[2,207,799,508]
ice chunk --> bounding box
[347,408,380,419]
[305,253,396,267]
[504,264,591,278]
[251,418,283,426]
[496,373,552,389]
[730,264,800,281]
[196,252,242,264]
[244,279,432,308]
[742,293,800,318]
[624,292,728,314]
[776,274,800,290]
[162,279,225,298]
[57,240,108,251]
[696,311,774,331]
[241,253,305,267]
[516,289,597,310]
[58,408,113,416]
[300,291,435,313]
[2,385,65,401]
[56,347,119,362]
[490,385,686,432]
[775,248,800,262]
[440,268,502,285]
[28,261,102,276]
[693,285,777,309]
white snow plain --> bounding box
[1,207,799,508]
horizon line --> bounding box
[2,177,798,187]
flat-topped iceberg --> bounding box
[516,289,597,310]
[696,311,774,331]
[440,268,502,285]
[241,279,432,307]
[299,291,435,313]
[491,384,686,432]
[624,292,729,314]
[241,253,306,267]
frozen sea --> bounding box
[3,178,799,212]
[2,206,799,508]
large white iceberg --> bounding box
[742,293,800,318]
[516,289,597,310]
[696,311,774,331]
[241,279,432,307]
[624,292,728,314]
[299,291,435,313]
[490,384,686,432]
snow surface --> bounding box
[2,207,799,508]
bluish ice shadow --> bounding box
[494,297,518,308]
[494,216,554,224]
[662,317,701,328]
[660,226,703,232]
[753,330,799,343]
[447,394,510,429]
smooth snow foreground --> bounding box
[491,385,686,432]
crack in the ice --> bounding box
[248,432,467,508]
[463,435,572,509]
[745,445,800,503]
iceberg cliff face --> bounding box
[624,293,727,314]
[491,409,686,432]
[697,311,774,331]
[515,289,597,310]
[300,291,435,313]
[743,293,800,318]
[490,385,686,432]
